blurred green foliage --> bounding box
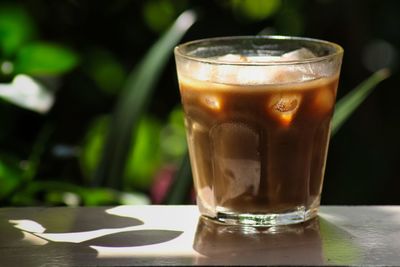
[275,4,304,35]
[230,0,281,21]
[0,5,77,79]
[0,5,35,57]
[126,116,163,189]
[159,107,187,161]
[0,159,23,200]
[84,49,126,94]
[93,9,196,190]
[0,3,78,114]
[81,115,164,190]
[0,3,195,206]
[143,0,187,32]
[15,42,79,76]
[81,115,109,182]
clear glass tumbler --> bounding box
[174,36,343,226]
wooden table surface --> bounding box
[0,205,399,266]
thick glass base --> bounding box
[208,206,319,227]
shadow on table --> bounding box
[0,207,183,266]
[193,215,361,265]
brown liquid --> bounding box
[179,76,339,215]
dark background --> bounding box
[0,0,399,206]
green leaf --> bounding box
[14,42,79,76]
[10,181,82,206]
[94,10,196,188]
[125,116,162,189]
[24,123,53,180]
[143,0,176,33]
[0,5,36,57]
[275,6,304,36]
[160,106,187,161]
[231,0,281,21]
[86,49,126,94]
[80,116,110,182]
[81,188,150,206]
[0,159,23,201]
[45,191,81,206]
[82,187,150,206]
[81,188,117,206]
[117,191,150,205]
[164,152,192,204]
[81,115,163,190]
[332,69,390,136]
[10,179,149,206]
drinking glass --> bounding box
[174,36,343,226]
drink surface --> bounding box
[179,73,339,216]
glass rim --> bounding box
[174,35,344,66]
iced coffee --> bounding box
[174,36,343,226]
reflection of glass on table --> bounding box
[193,216,324,265]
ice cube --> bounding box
[236,66,269,84]
[185,61,214,81]
[202,95,222,111]
[217,54,248,62]
[215,55,248,84]
[245,55,282,62]
[282,48,316,60]
[267,66,305,84]
[186,48,318,85]
[215,64,240,84]
[280,48,319,80]
[218,64,307,85]
[210,122,260,202]
[272,95,300,112]
[192,121,207,132]
[268,93,302,126]
[217,48,316,64]
[313,87,334,115]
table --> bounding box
[0,206,399,266]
